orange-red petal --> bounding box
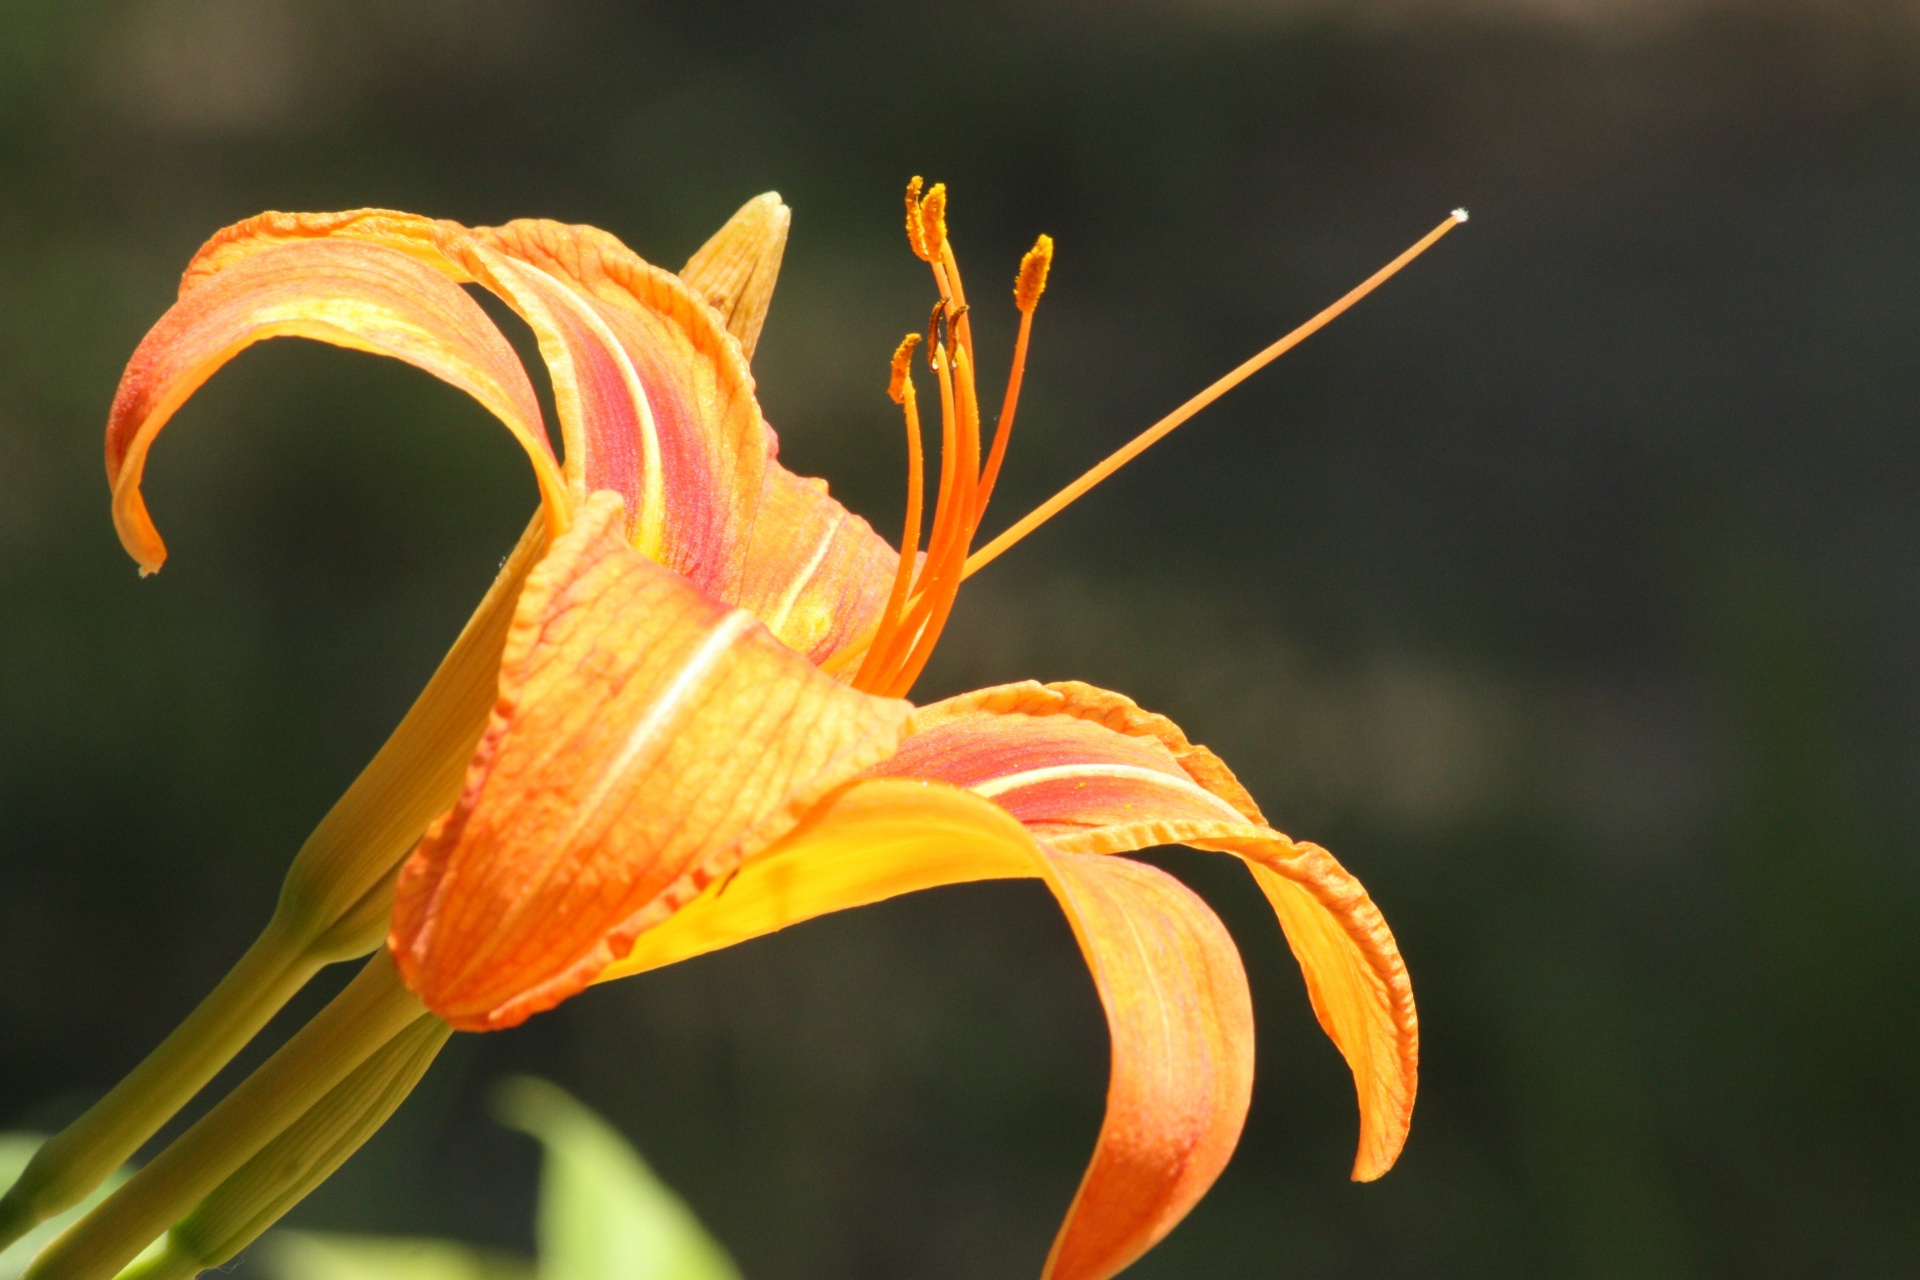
[105,234,565,574]
[472,221,738,563]
[472,217,901,660]
[159,206,901,654]
[877,679,1417,1181]
[1040,850,1253,1280]
[593,776,1254,1280]
[387,490,911,1030]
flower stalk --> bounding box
[0,516,540,1255]
[23,954,427,1280]
[111,1016,451,1280]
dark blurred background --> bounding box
[5,0,1920,1275]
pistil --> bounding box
[964,209,1468,579]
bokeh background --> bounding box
[5,0,1920,1275]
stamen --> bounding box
[963,209,1466,578]
[837,197,1469,693]
[863,323,963,687]
[881,341,984,696]
[926,300,947,363]
[854,336,926,690]
[975,233,1052,522]
[886,331,920,404]
[1014,234,1054,315]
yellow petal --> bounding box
[596,777,1038,976]
[596,780,1255,1280]
[1230,840,1413,1182]
[1040,851,1253,1280]
[879,678,1417,1181]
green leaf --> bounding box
[264,1232,532,1280]
[493,1079,739,1280]
[256,1081,738,1280]
[0,1133,146,1280]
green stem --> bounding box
[126,1016,452,1280]
[0,515,542,1254]
[0,917,320,1251]
[24,953,426,1280]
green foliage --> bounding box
[263,1081,738,1280]
[265,1234,530,1280]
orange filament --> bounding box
[880,341,983,696]
[833,192,1464,693]
[976,234,1052,520]
[858,327,955,687]
[854,335,927,690]
[867,315,975,692]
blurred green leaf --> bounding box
[494,1078,739,1280]
[265,1233,531,1280]
[257,1082,737,1280]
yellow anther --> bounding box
[904,176,928,259]
[916,182,948,262]
[887,333,921,404]
[1014,234,1053,313]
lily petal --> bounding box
[464,242,671,560]
[878,680,1417,1181]
[596,777,1253,1280]
[733,465,898,665]
[164,207,901,656]
[106,234,565,575]
[1040,849,1253,1280]
[388,491,911,1030]
[473,217,899,661]
[597,777,1039,976]
[177,209,681,557]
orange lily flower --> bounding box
[94,187,1453,1280]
